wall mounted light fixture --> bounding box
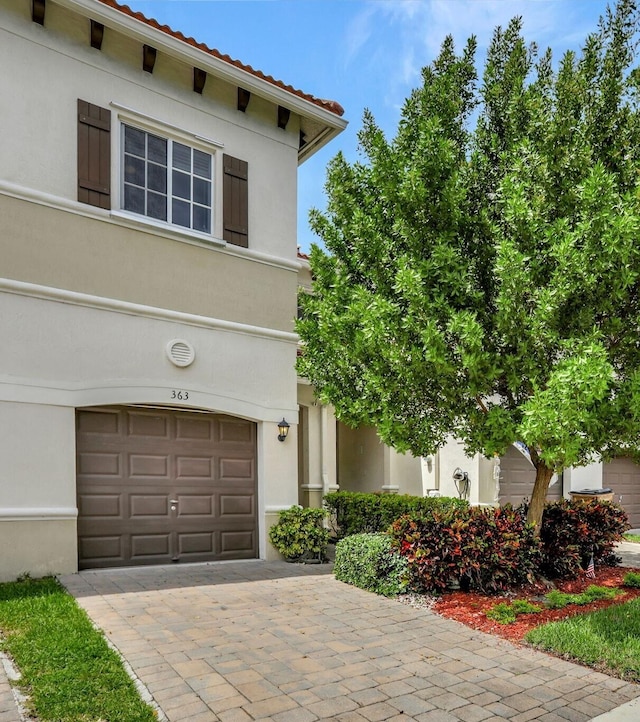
[277,418,290,442]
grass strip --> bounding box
[0,576,157,722]
[624,533,640,543]
[525,597,640,681]
[545,584,620,610]
[486,599,542,624]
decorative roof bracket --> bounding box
[32,0,46,25]
[142,44,156,73]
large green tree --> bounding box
[297,0,640,529]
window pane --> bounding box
[172,170,191,200]
[172,198,190,228]
[173,143,191,172]
[147,191,167,221]
[193,150,211,179]
[193,178,211,206]
[193,205,211,234]
[124,155,145,186]
[148,163,167,193]
[148,134,167,164]
[124,184,145,213]
[124,126,145,157]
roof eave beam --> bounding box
[32,0,46,25]
[90,19,104,50]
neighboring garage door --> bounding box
[499,445,563,506]
[603,458,640,528]
[77,406,257,569]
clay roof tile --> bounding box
[96,0,345,117]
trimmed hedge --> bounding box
[324,491,468,538]
[536,498,629,578]
[333,533,410,597]
[389,505,541,594]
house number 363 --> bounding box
[171,390,189,400]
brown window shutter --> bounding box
[77,99,111,209]
[223,154,248,247]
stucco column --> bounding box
[299,403,324,509]
[381,446,399,494]
[321,405,338,497]
[259,417,299,560]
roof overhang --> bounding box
[53,0,347,162]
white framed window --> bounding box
[122,124,213,235]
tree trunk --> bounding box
[526,462,555,533]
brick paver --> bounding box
[58,560,640,721]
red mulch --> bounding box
[432,566,640,643]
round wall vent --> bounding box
[166,339,195,367]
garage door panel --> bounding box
[128,412,171,438]
[130,533,171,558]
[176,456,213,479]
[78,452,121,476]
[219,458,254,480]
[218,418,255,443]
[129,454,170,478]
[220,530,255,555]
[129,494,168,517]
[603,458,640,527]
[176,495,213,516]
[77,409,121,435]
[77,407,257,568]
[176,417,214,441]
[80,536,123,561]
[178,532,214,555]
[499,445,563,506]
[78,493,122,518]
[220,494,254,516]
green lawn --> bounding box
[526,598,640,681]
[624,533,640,543]
[0,576,157,722]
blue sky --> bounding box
[131,0,612,252]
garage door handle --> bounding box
[169,499,178,504]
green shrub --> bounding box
[545,585,620,609]
[487,600,541,624]
[534,499,629,578]
[623,572,640,588]
[323,491,468,538]
[268,506,329,562]
[545,590,574,610]
[389,505,541,594]
[333,533,410,597]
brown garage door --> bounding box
[499,445,563,507]
[77,406,257,569]
[603,458,640,528]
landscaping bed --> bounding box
[430,565,640,643]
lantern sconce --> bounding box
[277,418,290,442]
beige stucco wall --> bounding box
[0,0,299,261]
[436,438,477,502]
[337,424,385,492]
[0,0,344,577]
[1,195,297,332]
[0,290,301,577]
[477,454,499,506]
[0,521,77,581]
[565,463,604,492]
[296,385,338,507]
[0,290,297,416]
[387,449,423,496]
[1,402,76,509]
[0,402,77,582]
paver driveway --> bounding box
[60,562,639,722]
